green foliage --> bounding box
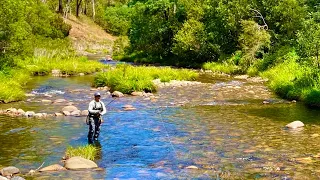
[101,5,131,35]
[113,36,130,57]
[94,64,198,93]
[66,145,98,161]
[238,20,271,68]
[203,62,241,75]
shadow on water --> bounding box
[1,73,320,179]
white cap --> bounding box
[94,92,101,97]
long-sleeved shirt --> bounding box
[88,100,107,116]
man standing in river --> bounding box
[87,92,107,142]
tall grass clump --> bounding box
[202,62,241,74]
[94,64,198,93]
[0,69,31,103]
[261,51,320,102]
[65,145,98,160]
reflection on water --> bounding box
[1,74,320,179]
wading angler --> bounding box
[87,92,106,142]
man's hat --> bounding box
[94,92,101,97]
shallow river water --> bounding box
[1,72,320,179]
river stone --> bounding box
[81,110,89,116]
[39,164,66,172]
[53,99,67,103]
[185,165,198,169]
[124,107,136,111]
[11,176,25,180]
[41,99,52,103]
[6,108,17,114]
[0,166,19,176]
[25,93,35,97]
[34,113,43,118]
[234,75,249,80]
[71,110,81,116]
[131,92,143,96]
[286,121,304,129]
[79,73,85,76]
[55,113,63,116]
[61,106,78,112]
[62,111,71,116]
[112,91,124,97]
[25,111,35,117]
[122,105,133,108]
[52,69,61,77]
[0,176,8,180]
[64,157,98,170]
[17,109,25,115]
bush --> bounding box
[94,64,198,93]
[202,62,241,74]
[65,145,98,160]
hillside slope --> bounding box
[64,15,116,56]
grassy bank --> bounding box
[0,38,107,103]
[202,50,320,107]
[94,64,198,94]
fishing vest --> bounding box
[89,101,103,117]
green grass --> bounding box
[94,64,199,94]
[202,62,241,74]
[0,38,108,103]
[65,145,98,161]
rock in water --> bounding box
[62,111,71,116]
[0,166,20,176]
[131,92,143,96]
[39,164,66,172]
[286,121,304,129]
[70,110,81,116]
[112,91,124,97]
[185,165,198,169]
[25,111,35,117]
[61,106,78,112]
[64,157,98,170]
[81,110,89,116]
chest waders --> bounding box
[87,102,103,141]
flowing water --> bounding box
[1,70,320,179]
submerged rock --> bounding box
[0,166,19,176]
[286,121,304,129]
[61,106,78,112]
[53,99,67,104]
[39,164,66,172]
[112,91,124,97]
[64,157,98,170]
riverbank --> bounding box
[202,50,320,107]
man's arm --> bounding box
[100,101,107,115]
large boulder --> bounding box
[64,157,98,170]
[112,91,124,97]
[61,106,78,112]
[0,166,19,176]
[34,113,43,118]
[55,113,63,116]
[52,69,61,77]
[39,164,66,172]
[286,121,304,129]
[17,109,25,115]
[6,108,17,114]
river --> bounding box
[1,68,320,179]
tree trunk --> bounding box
[58,0,63,14]
[76,0,82,17]
[92,0,95,20]
[84,0,88,15]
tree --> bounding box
[58,0,63,13]
[76,0,83,17]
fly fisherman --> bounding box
[87,92,107,142]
